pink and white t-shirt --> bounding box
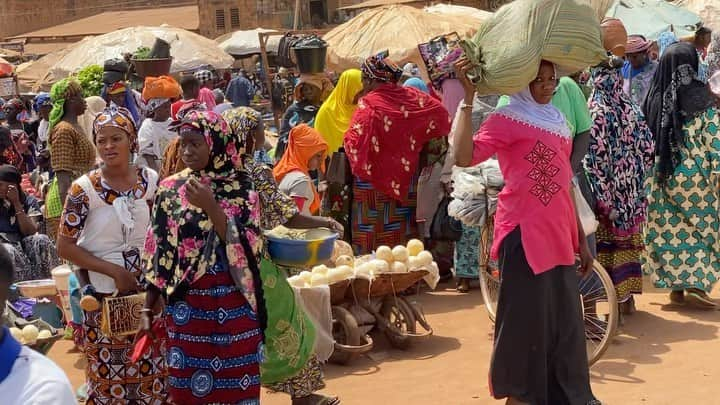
[472,112,579,275]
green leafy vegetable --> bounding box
[133,46,152,60]
[75,64,103,97]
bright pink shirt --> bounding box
[472,113,578,275]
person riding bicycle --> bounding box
[453,57,600,405]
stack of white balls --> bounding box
[287,239,435,288]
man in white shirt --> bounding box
[0,245,76,405]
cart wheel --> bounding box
[380,296,417,350]
[329,306,362,365]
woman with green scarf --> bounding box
[45,78,96,240]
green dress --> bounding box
[643,108,720,292]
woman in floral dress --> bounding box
[585,62,654,315]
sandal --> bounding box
[685,289,718,309]
[456,278,470,293]
[619,296,636,315]
[669,290,685,305]
[293,394,341,405]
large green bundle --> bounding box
[461,0,606,95]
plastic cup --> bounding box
[51,264,73,323]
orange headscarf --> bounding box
[142,75,182,102]
[273,124,328,214]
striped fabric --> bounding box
[351,176,418,255]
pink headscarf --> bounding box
[197,87,217,110]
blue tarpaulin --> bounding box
[607,0,702,40]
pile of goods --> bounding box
[8,324,53,345]
[287,239,437,288]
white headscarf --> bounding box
[495,70,571,139]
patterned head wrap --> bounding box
[221,107,262,154]
[92,105,138,152]
[106,81,128,95]
[642,42,715,185]
[170,110,241,174]
[361,51,403,83]
[33,93,52,112]
[49,78,83,131]
[142,75,182,112]
[193,69,214,86]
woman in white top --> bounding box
[273,124,328,216]
[136,76,182,172]
[56,106,166,404]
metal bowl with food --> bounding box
[265,227,339,267]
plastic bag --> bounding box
[460,0,606,96]
[572,177,598,236]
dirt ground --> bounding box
[49,278,720,405]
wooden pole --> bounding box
[293,0,301,30]
[259,32,281,131]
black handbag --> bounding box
[430,196,463,241]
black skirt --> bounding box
[490,227,597,405]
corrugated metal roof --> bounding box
[7,5,199,40]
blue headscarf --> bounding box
[403,77,429,94]
[33,93,51,112]
[657,31,678,58]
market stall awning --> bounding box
[423,4,493,21]
[674,0,720,31]
[49,25,234,80]
[217,28,282,56]
[324,5,482,75]
[607,0,701,40]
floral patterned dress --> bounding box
[143,111,264,404]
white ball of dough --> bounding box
[310,273,329,286]
[417,250,434,267]
[22,325,39,344]
[9,327,22,342]
[312,265,329,275]
[392,261,408,273]
[375,246,394,264]
[407,239,425,257]
[38,329,53,340]
[370,259,390,274]
[392,245,409,263]
[335,255,354,267]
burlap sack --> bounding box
[461,0,606,95]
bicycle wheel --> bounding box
[478,214,500,322]
[579,261,619,366]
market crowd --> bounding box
[0,10,719,405]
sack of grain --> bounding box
[461,0,606,95]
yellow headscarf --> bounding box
[314,69,363,154]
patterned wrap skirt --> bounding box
[165,256,263,405]
[83,309,166,404]
[351,176,418,255]
[595,221,643,303]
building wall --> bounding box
[199,0,316,39]
[0,0,180,40]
